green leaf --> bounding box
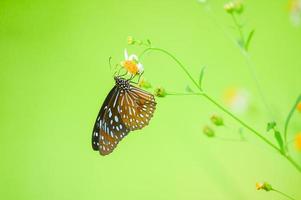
[274,130,285,154]
[284,94,301,144]
[244,29,255,51]
[198,67,206,89]
[185,85,194,93]
[146,39,152,46]
[267,121,276,132]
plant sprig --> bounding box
[137,46,301,173]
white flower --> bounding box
[289,0,301,26]
[224,87,250,114]
[121,49,144,75]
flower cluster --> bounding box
[224,0,244,14]
[127,36,151,47]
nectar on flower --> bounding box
[121,49,144,75]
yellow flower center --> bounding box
[224,88,237,105]
[122,60,138,75]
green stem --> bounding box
[284,94,301,150]
[203,7,275,119]
[166,92,203,96]
[241,51,275,119]
[139,47,301,173]
[202,93,281,153]
[272,189,296,200]
[139,48,202,91]
[231,13,244,46]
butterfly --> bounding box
[92,76,157,155]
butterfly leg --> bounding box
[118,70,128,77]
[137,71,144,83]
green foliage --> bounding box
[266,122,285,154]
[245,29,255,51]
[185,85,194,93]
[267,121,277,132]
[274,131,285,154]
[198,67,206,90]
[284,94,301,145]
[146,39,152,47]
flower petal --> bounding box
[137,63,144,73]
[129,54,138,61]
[124,49,129,60]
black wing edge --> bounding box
[91,86,117,151]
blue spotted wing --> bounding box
[92,78,156,156]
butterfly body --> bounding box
[92,76,156,155]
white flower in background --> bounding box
[120,49,144,75]
[289,0,301,26]
[223,87,250,114]
[197,0,207,4]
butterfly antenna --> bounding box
[108,56,113,70]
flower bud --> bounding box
[203,126,215,137]
[224,1,244,14]
[154,87,166,97]
[210,115,224,126]
[138,78,152,89]
[224,2,235,13]
[256,182,272,191]
[127,36,134,45]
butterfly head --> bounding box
[114,76,130,90]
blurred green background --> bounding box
[1,0,301,199]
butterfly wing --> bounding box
[118,84,156,131]
[92,86,130,155]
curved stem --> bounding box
[140,47,301,173]
[231,13,244,45]
[139,48,202,91]
[272,189,296,200]
[284,94,301,150]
